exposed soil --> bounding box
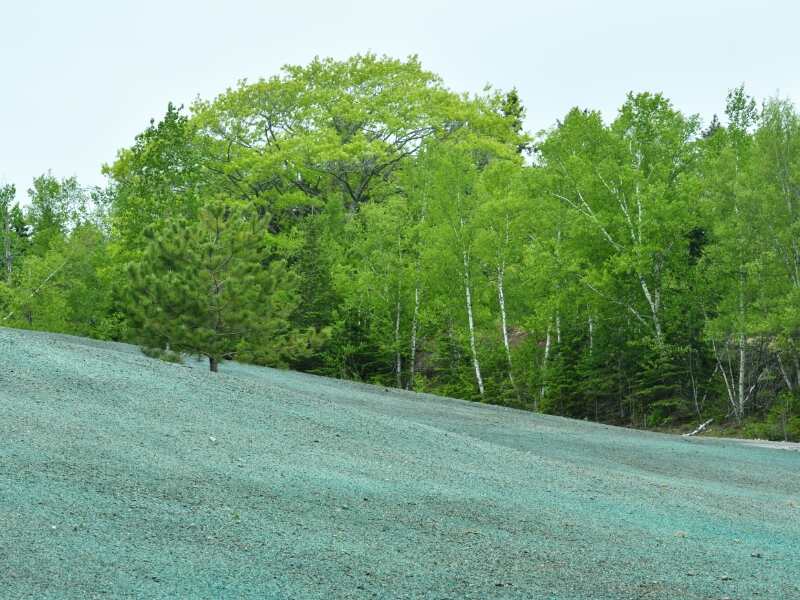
[1,327,799,599]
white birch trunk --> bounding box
[463,248,484,397]
[736,274,746,421]
[538,324,552,411]
[497,262,514,387]
[407,283,419,390]
[394,298,402,388]
[2,206,11,282]
[638,277,662,343]
[496,215,515,390]
[737,334,746,421]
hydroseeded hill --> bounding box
[0,328,798,600]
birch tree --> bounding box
[423,142,491,398]
[540,96,698,347]
[474,161,528,398]
[699,87,766,422]
[0,184,17,282]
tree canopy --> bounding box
[5,55,800,440]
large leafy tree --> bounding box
[189,54,520,222]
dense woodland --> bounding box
[2,55,799,440]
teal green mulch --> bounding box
[1,327,798,599]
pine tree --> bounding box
[128,199,308,372]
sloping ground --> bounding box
[1,328,798,600]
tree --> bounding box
[26,173,87,256]
[0,184,20,282]
[104,102,204,255]
[698,86,766,422]
[189,54,521,222]
[128,199,310,371]
[3,222,115,337]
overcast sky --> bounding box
[2,0,798,200]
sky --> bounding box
[2,0,798,202]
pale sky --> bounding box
[2,0,798,201]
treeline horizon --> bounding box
[2,54,799,441]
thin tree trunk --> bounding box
[737,334,746,421]
[538,323,552,411]
[408,283,420,390]
[639,277,662,344]
[777,353,793,441]
[555,313,561,345]
[209,356,219,372]
[688,350,701,419]
[793,355,800,389]
[2,211,11,282]
[736,273,746,421]
[712,337,741,423]
[496,215,516,395]
[463,248,484,398]
[394,298,402,388]
[497,262,514,387]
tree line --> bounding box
[2,54,798,440]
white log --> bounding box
[683,418,714,437]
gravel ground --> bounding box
[1,326,799,599]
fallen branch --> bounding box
[683,418,714,437]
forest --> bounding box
[2,54,799,441]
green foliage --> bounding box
[4,222,115,337]
[104,103,203,254]
[12,55,800,438]
[127,199,315,371]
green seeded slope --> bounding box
[1,327,798,599]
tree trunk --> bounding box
[497,262,515,388]
[463,249,484,398]
[407,284,420,390]
[209,356,219,372]
[394,298,402,388]
[737,334,746,421]
[538,323,552,411]
[639,277,662,344]
[2,211,11,282]
[555,313,561,345]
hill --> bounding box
[1,327,798,599]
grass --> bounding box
[1,326,799,599]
